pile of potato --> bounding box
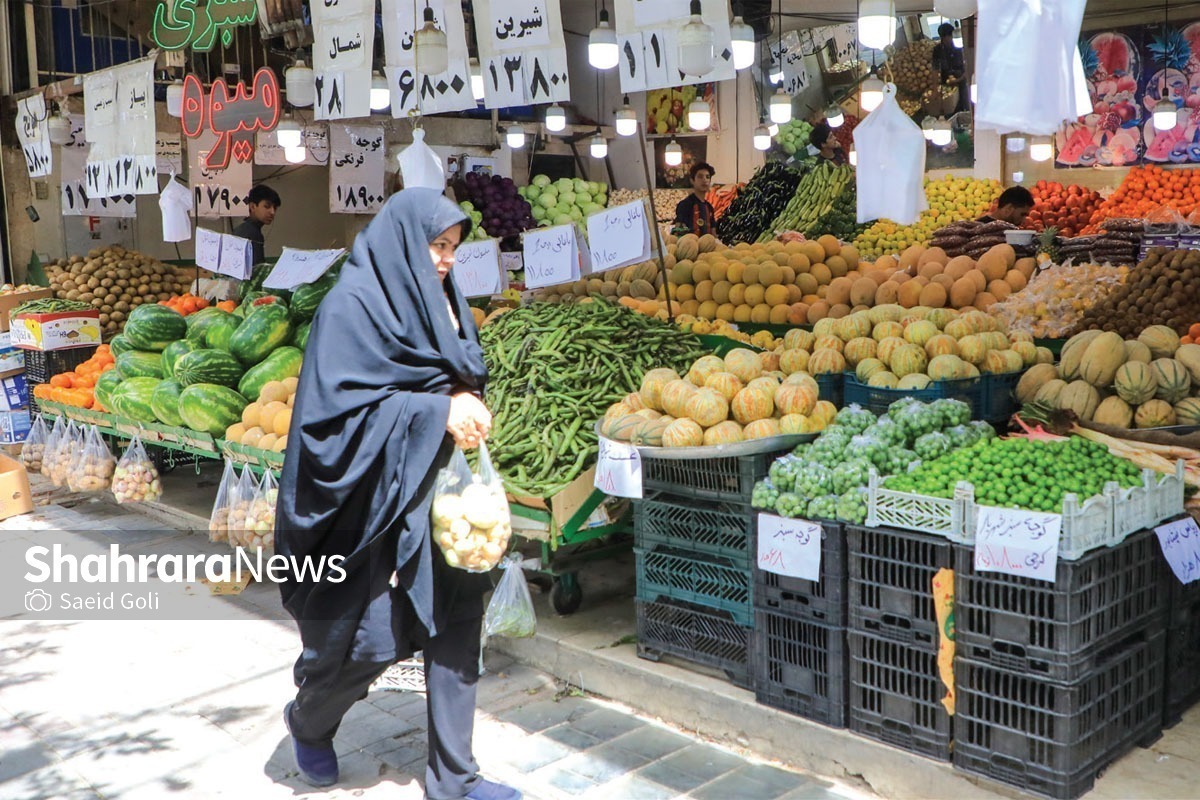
[46,247,191,339]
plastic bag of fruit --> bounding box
[225,465,258,549]
[112,435,162,504]
[430,442,512,572]
[42,417,71,487]
[21,415,48,474]
[484,554,536,638]
[239,469,277,551]
[208,459,239,544]
[69,425,116,493]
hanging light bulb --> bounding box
[1154,98,1178,131]
[970,79,977,104]
[1006,136,1027,153]
[370,73,390,111]
[769,88,792,124]
[285,145,307,164]
[678,0,715,76]
[730,15,755,71]
[590,135,608,159]
[615,97,638,137]
[1012,171,1025,183]
[767,122,779,137]
[545,104,567,132]
[469,58,485,101]
[826,105,844,128]
[753,124,771,150]
[858,0,897,51]
[276,115,302,149]
[931,118,953,147]
[415,1,449,76]
[953,32,964,48]
[285,61,315,107]
[934,0,978,18]
[1029,137,1053,162]
[506,125,527,149]
[166,80,184,117]
[860,75,885,112]
[589,4,619,70]
[921,117,936,141]
[665,139,683,166]
[47,107,72,146]
[769,60,784,84]
[849,144,858,166]
[687,100,711,131]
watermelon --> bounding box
[109,334,135,357]
[206,317,240,352]
[178,384,247,436]
[93,369,124,411]
[185,307,233,343]
[109,377,160,423]
[292,322,311,352]
[238,346,303,401]
[123,305,187,351]
[116,350,164,380]
[161,339,202,378]
[174,350,244,388]
[290,274,336,322]
[230,304,293,365]
[150,380,185,427]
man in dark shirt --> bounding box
[673,162,716,236]
[231,185,281,264]
[978,186,1035,227]
[809,124,847,165]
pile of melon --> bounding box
[789,306,1050,389]
[600,348,839,447]
[1017,326,1200,429]
[223,379,297,452]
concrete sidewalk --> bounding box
[0,499,865,800]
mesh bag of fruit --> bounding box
[430,442,512,572]
[208,460,239,544]
[112,435,162,504]
[69,425,115,493]
[21,415,48,474]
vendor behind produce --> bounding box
[673,162,716,236]
[809,124,847,166]
[978,186,1035,227]
[932,22,967,114]
[232,185,281,265]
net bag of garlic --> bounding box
[68,425,116,493]
[112,435,162,504]
[21,415,48,474]
[430,442,512,572]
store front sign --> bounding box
[152,0,258,52]
[181,68,280,171]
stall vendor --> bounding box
[978,186,1035,227]
[674,162,717,236]
[231,185,281,265]
[809,124,848,166]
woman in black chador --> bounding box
[275,188,519,800]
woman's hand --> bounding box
[446,393,492,449]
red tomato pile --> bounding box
[1026,181,1103,237]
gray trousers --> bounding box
[288,613,484,800]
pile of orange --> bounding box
[32,344,116,410]
[158,294,236,315]
[1180,323,1200,346]
[1083,165,1200,233]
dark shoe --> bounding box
[465,779,522,800]
[283,701,339,787]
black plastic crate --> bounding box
[982,372,1022,426]
[633,493,754,562]
[848,631,952,761]
[635,545,752,626]
[1165,579,1200,726]
[752,609,848,728]
[753,518,847,625]
[846,525,954,643]
[636,598,751,688]
[953,632,1166,800]
[22,346,98,386]
[640,447,791,504]
[815,373,842,409]
[953,531,1168,682]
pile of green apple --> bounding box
[520,175,609,227]
[458,201,489,241]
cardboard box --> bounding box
[0,453,33,520]
[0,409,31,444]
[510,467,615,533]
[10,310,102,351]
[0,371,28,411]
[0,348,24,373]
[0,289,53,333]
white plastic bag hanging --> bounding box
[854,84,928,226]
[112,435,162,504]
[158,175,194,242]
[430,441,512,572]
[397,128,445,191]
[485,554,537,638]
[240,470,278,551]
[21,415,48,474]
[68,425,116,493]
[208,459,239,544]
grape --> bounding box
[914,431,953,461]
[865,417,907,448]
[930,398,971,428]
[752,479,781,510]
[794,462,835,497]
[834,404,876,435]
[845,434,889,471]
[832,458,873,494]
[769,455,800,492]
[773,492,807,518]
[836,487,869,524]
[806,494,839,521]
[808,427,852,466]
[944,424,981,450]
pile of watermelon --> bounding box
[94,268,337,441]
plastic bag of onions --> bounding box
[68,425,115,493]
[21,415,48,474]
[112,435,162,504]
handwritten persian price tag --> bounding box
[264,248,346,291]
[756,514,822,581]
[1155,516,1200,585]
[522,224,578,289]
[452,240,504,298]
[974,506,1062,582]
[195,227,223,271]
[586,201,651,272]
[594,438,642,499]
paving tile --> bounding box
[566,707,645,743]
[637,744,745,793]
[553,741,652,783]
[497,697,594,733]
[581,774,679,800]
[534,765,599,796]
[542,722,603,750]
[690,767,800,800]
[776,781,852,800]
[607,725,692,761]
[488,733,574,772]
